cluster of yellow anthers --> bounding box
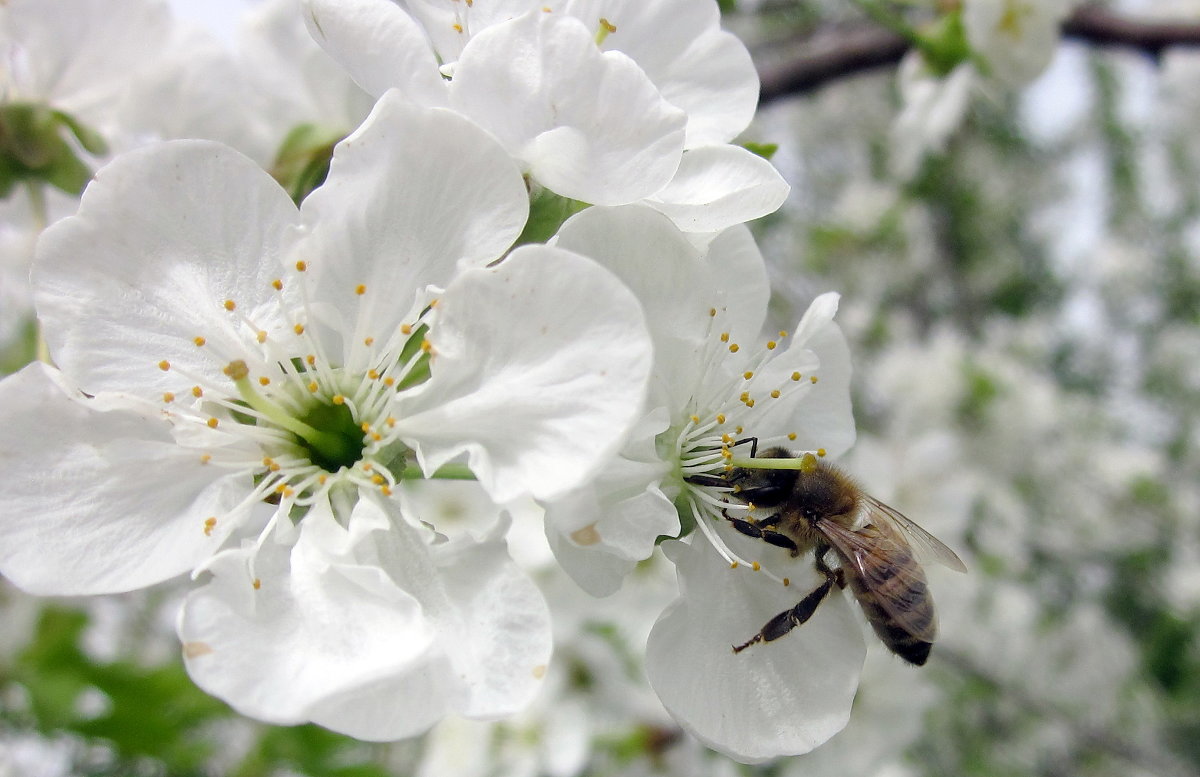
[672,309,829,587]
[152,264,438,539]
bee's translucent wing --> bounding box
[863,495,967,573]
[816,519,938,642]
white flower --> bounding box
[890,52,975,180]
[301,0,787,230]
[963,0,1077,86]
[540,204,864,760]
[0,93,654,736]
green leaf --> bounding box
[269,123,344,205]
[515,186,588,246]
[741,141,778,160]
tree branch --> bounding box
[757,4,1200,105]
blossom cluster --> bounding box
[0,0,868,764]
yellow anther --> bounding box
[401,323,413,335]
[274,483,287,494]
[745,398,756,408]
[600,17,616,33]
[362,462,373,472]
[721,448,733,459]
[192,386,203,398]
[262,456,274,467]
[372,432,382,441]
[372,474,385,485]
[542,6,551,12]
[722,433,733,443]
[207,417,219,428]
[200,454,212,464]
[257,330,267,343]
[293,323,305,335]
[716,413,726,424]
[783,577,791,587]
[307,381,318,393]
[381,484,393,496]
[386,416,396,427]
[355,284,366,295]
[452,22,463,32]
[364,336,374,346]
[739,391,750,402]
[203,517,217,537]
[332,395,345,405]
[384,377,395,387]
[162,392,175,403]
[810,376,819,384]
[158,360,171,371]
[767,341,778,350]
[779,330,788,338]
[272,279,283,291]
[223,299,236,311]
[368,369,380,380]
[690,415,700,424]
[817,448,827,457]
[752,561,761,571]
[305,355,316,366]
[743,371,754,380]
[259,376,271,386]
[791,371,802,381]
[420,339,433,353]
[800,453,819,472]
[787,432,797,440]
[253,578,262,590]
[719,332,730,343]
[736,426,744,434]
[770,389,781,399]
[730,561,739,569]
[361,422,371,433]
[193,336,206,347]
[729,344,740,353]
[295,261,307,272]
[709,308,717,317]
[318,474,328,485]
[429,299,439,308]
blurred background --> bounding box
[2,1,1199,775]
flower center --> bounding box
[293,398,365,472]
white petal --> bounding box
[298,92,529,353]
[563,0,759,146]
[646,145,789,233]
[180,494,550,738]
[302,0,449,106]
[646,533,865,762]
[450,11,685,205]
[702,224,770,348]
[545,485,677,597]
[0,364,250,595]
[33,140,299,399]
[180,509,447,735]
[395,245,653,504]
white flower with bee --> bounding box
[534,204,956,761]
[0,93,654,739]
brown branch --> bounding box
[757,4,1200,105]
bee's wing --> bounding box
[863,495,968,573]
[816,519,938,642]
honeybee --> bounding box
[717,445,966,665]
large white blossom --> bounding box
[301,0,787,230]
[540,204,864,761]
[0,93,654,737]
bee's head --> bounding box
[794,457,860,522]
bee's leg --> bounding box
[732,576,835,653]
[724,514,799,553]
[814,544,846,589]
[684,474,728,488]
[730,437,759,458]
